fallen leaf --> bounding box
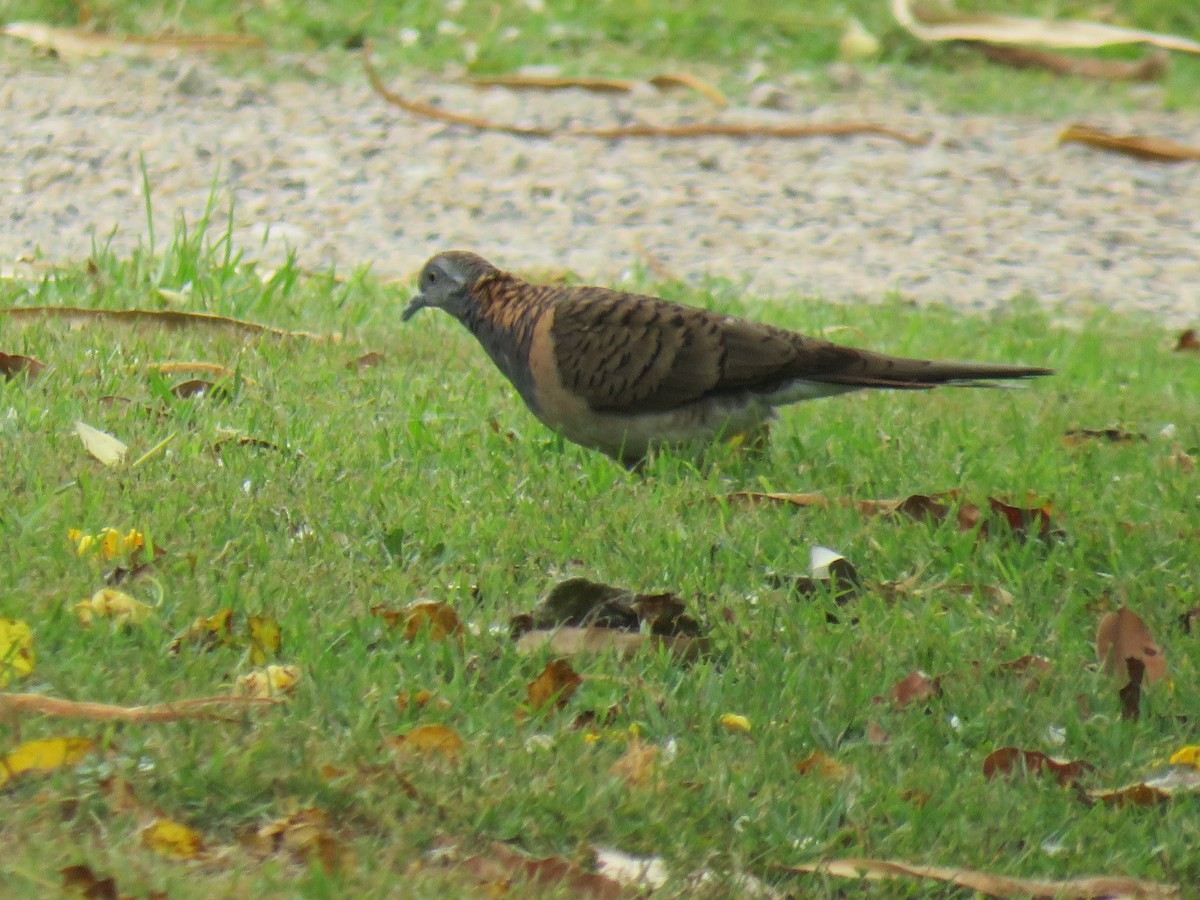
[1118,658,1148,720]
[347,350,385,370]
[168,609,236,655]
[1182,608,1200,634]
[235,664,301,698]
[593,847,669,891]
[152,361,239,379]
[141,818,204,859]
[1168,746,1200,768]
[527,658,582,711]
[60,863,118,899]
[0,736,94,788]
[0,692,280,723]
[2,22,265,59]
[982,747,1095,787]
[515,627,705,659]
[1175,328,1199,351]
[891,0,1200,53]
[1062,428,1147,446]
[986,497,1062,541]
[240,807,350,873]
[840,17,881,60]
[467,71,727,105]
[0,305,334,341]
[0,617,35,687]
[1096,606,1168,683]
[889,670,941,707]
[247,615,282,665]
[363,46,927,146]
[170,378,230,400]
[387,724,463,759]
[973,44,1168,81]
[0,350,43,380]
[1058,124,1200,163]
[75,421,127,466]
[609,737,660,786]
[1090,766,1200,806]
[457,841,628,899]
[720,713,752,732]
[372,601,464,641]
[780,856,1178,898]
[795,751,853,782]
[74,588,152,626]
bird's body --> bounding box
[403,251,1052,465]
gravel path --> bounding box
[2,53,1198,325]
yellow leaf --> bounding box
[720,713,752,733]
[0,736,94,788]
[75,420,128,466]
[609,737,661,787]
[387,724,464,759]
[75,588,152,626]
[1169,746,1200,769]
[168,608,235,655]
[235,664,301,698]
[247,615,282,665]
[0,617,35,687]
[141,818,205,858]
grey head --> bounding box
[401,251,500,322]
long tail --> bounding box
[813,352,1054,390]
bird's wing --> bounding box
[548,286,861,414]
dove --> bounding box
[402,251,1052,465]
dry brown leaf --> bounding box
[647,72,728,106]
[0,691,280,723]
[1089,767,1200,807]
[1063,427,1148,446]
[781,856,1179,898]
[372,600,463,642]
[387,723,464,759]
[610,737,660,787]
[515,626,705,660]
[527,658,583,711]
[240,807,350,874]
[891,0,1200,53]
[986,497,1063,541]
[2,22,265,59]
[364,47,926,146]
[347,350,385,370]
[982,747,1095,787]
[973,44,1168,81]
[1058,124,1200,163]
[0,305,336,340]
[1096,606,1168,684]
[459,842,629,899]
[168,609,236,655]
[889,670,941,707]
[795,751,852,782]
[60,864,118,899]
[1175,329,1200,351]
[0,350,44,380]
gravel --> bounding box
[2,52,1198,325]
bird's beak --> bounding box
[400,293,428,322]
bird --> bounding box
[401,251,1052,466]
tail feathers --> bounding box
[815,355,1054,390]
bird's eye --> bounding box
[427,271,438,284]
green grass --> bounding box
[0,207,1197,896]
[4,0,1200,113]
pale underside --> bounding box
[534,379,862,461]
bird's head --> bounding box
[402,251,499,322]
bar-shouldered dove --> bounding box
[402,251,1052,465]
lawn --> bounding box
[3,0,1200,112]
[1,205,1197,896]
